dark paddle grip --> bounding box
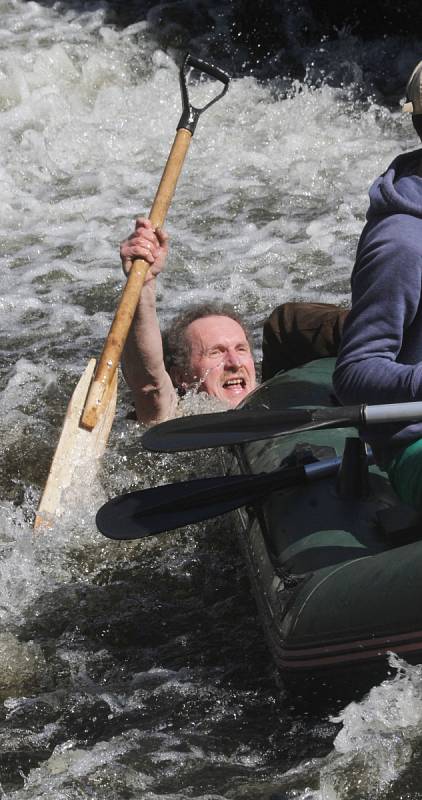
[178,52,231,134]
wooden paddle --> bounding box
[34,54,230,529]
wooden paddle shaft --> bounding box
[81,127,192,430]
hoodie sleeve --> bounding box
[333,215,422,405]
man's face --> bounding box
[181,315,256,407]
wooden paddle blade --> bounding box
[34,359,117,530]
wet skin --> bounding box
[180,316,257,407]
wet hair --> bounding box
[162,302,252,382]
[412,114,422,141]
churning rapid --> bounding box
[1,0,422,797]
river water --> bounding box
[1,1,422,797]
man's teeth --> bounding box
[224,378,244,386]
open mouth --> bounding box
[222,377,246,390]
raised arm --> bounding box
[120,218,178,425]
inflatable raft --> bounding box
[97,357,422,680]
[222,357,422,676]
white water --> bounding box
[1,1,422,797]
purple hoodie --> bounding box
[333,148,422,466]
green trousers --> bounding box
[387,438,422,510]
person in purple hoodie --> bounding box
[333,60,422,509]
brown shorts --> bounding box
[262,301,349,381]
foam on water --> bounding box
[0,5,415,343]
[273,655,422,799]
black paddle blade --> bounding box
[141,405,362,453]
[95,462,318,540]
[96,473,258,539]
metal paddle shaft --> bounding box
[81,54,230,430]
[364,400,422,423]
[96,455,344,540]
[141,399,422,452]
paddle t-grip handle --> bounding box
[81,54,230,430]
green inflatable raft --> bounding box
[223,357,422,675]
[97,357,422,679]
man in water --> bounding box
[122,219,348,425]
[333,60,422,509]
[121,217,257,424]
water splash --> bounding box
[322,654,422,797]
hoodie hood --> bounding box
[367,149,422,220]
